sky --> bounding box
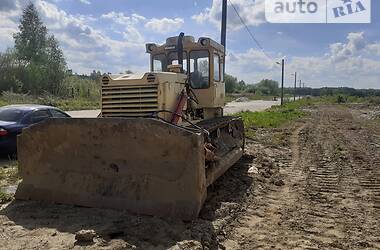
[0,0,379,89]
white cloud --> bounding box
[0,2,21,51]
[329,32,366,62]
[101,11,145,43]
[367,43,380,56]
[32,0,147,73]
[101,12,146,26]
[227,32,380,89]
[145,18,184,34]
[78,0,91,4]
[192,0,266,31]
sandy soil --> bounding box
[224,100,280,115]
[0,104,379,249]
[66,100,280,118]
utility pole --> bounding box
[281,59,285,106]
[299,79,302,99]
[221,0,227,75]
[293,72,297,101]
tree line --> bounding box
[282,86,380,97]
[225,74,280,96]
[225,74,380,98]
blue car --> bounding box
[0,105,71,155]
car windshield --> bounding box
[0,109,25,122]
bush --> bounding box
[368,96,380,105]
[61,75,100,101]
[336,95,346,104]
[1,91,36,104]
[0,99,7,107]
[0,90,99,111]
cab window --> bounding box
[152,54,166,72]
[189,50,210,89]
[214,53,220,82]
[168,52,188,73]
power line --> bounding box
[228,0,275,62]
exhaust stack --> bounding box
[177,32,184,73]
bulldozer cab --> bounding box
[146,35,226,117]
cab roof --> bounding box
[146,36,225,54]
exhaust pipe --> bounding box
[177,32,184,73]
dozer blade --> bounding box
[15,118,207,220]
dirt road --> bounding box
[0,105,379,249]
[67,100,280,118]
[222,105,380,249]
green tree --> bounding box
[237,80,246,91]
[255,79,279,96]
[90,70,102,81]
[14,3,47,63]
[12,3,66,95]
[225,73,238,93]
[0,50,23,92]
[45,35,66,95]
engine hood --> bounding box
[102,72,187,86]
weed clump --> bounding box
[234,99,310,139]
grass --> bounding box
[0,191,13,204]
[237,108,304,128]
[234,98,315,139]
[0,91,99,111]
[308,95,380,105]
[234,95,380,140]
[0,161,19,204]
[0,161,20,186]
[55,98,99,111]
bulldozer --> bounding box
[15,33,245,220]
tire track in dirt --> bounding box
[345,110,380,213]
[221,105,379,250]
[221,123,309,249]
[290,106,380,249]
